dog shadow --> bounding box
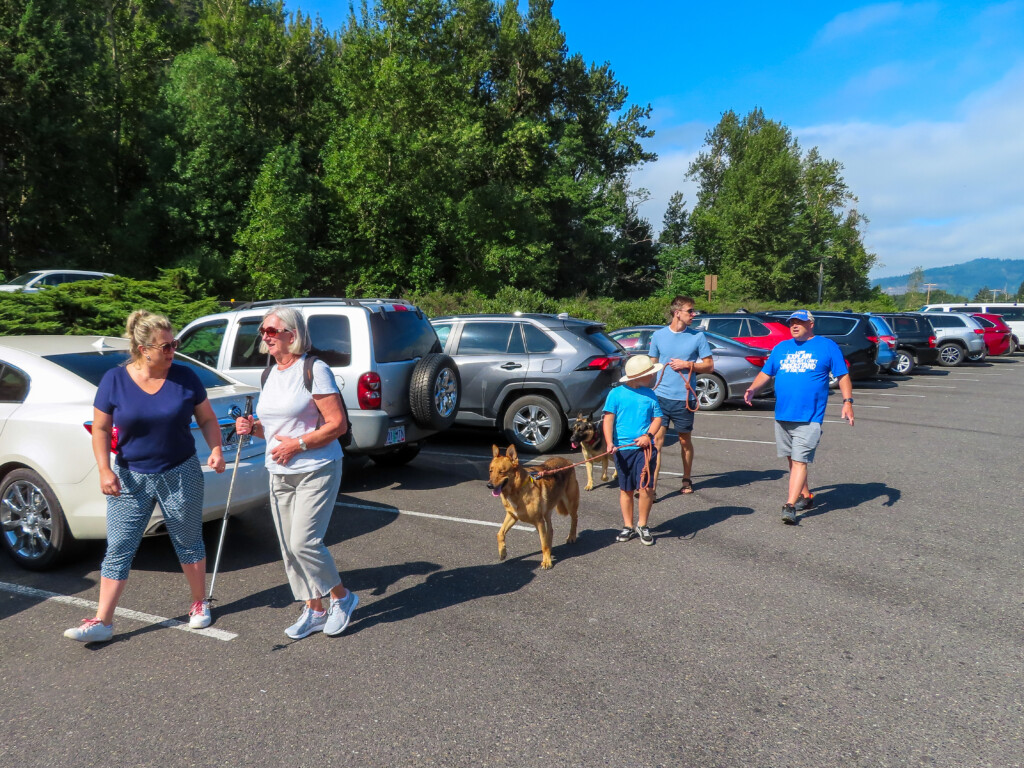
[653,505,755,539]
[799,482,901,520]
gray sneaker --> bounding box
[636,525,655,545]
[284,606,328,640]
[64,618,113,643]
[782,504,798,525]
[324,591,359,636]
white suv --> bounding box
[177,299,460,466]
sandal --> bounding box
[681,477,694,494]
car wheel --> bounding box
[966,349,987,362]
[369,443,421,467]
[695,373,727,411]
[893,350,915,375]
[937,342,964,367]
[0,468,73,570]
[503,395,565,454]
[409,353,460,431]
[1010,336,1019,354]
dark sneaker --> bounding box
[794,494,814,512]
[636,525,654,545]
[615,527,636,542]
[782,504,798,525]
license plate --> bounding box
[385,426,406,446]
[220,423,239,453]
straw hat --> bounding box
[619,354,664,383]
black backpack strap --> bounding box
[260,360,274,389]
[303,355,318,393]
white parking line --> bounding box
[336,500,535,532]
[898,384,957,389]
[706,413,849,424]
[0,581,237,641]
[693,435,775,445]
[852,391,926,397]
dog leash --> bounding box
[527,448,619,480]
[652,363,701,413]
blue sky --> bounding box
[287,1,1024,280]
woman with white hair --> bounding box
[235,305,357,639]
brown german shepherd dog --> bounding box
[487,445,580,569]
[569,412,616,491]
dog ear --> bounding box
[506,444,518,464]
[492,444,500,458]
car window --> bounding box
[456,322,516,354]
[992,308,1024,321]
[178,320,228,367]
[564,325,622,355]
[813,316,857,335]
[747,320,770,337]
[5,272,39,286]
[870,316,894,335]
[369,310,440,363]
[308,314,352,367]
[961,306,983,314]
[523,324,556,353]
[926,315,964,328]
[39,273,64,286]
[230,318,267,368]
[433,323,452,348]
[612,330,643,347]
[0,364,29,402]
[43,351,234,389]
[706,318,743,336]
[973,316,995,328]
[892,317,920,333]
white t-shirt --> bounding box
[257,355,343,475]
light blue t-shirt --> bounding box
[602,384,663,451]
[763,336,849,423]
[257,355,343,474]
[648,326,713,402]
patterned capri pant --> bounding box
[101,455,205,581]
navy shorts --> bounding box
[614,446,658,492]
[657,396,696,435]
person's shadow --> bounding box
[654,505,755,539]
[799,482,901,520]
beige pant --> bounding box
[269,462,343,601]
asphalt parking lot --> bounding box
[2,359,1022,767]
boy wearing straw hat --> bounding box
[602,355,664,545]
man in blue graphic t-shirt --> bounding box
[743,310,855,524]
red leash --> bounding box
[653,363,700,412]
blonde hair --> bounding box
[125,310,174,364]
[258,306,310,356]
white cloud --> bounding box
[631,64,1024,279]
[815,2,938,45]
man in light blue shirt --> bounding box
[647,296,714,496]
[744,310,855,524]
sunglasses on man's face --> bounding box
[145,340,179,353]
[258,326,292,337]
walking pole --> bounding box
[207,395,253,602]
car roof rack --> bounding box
[222,297,417,312]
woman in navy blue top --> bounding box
[64,310,226,644]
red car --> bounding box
[972,313,1012,357]
[693,313,791,351]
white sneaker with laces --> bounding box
[64,618,114,643]
[324,591,359,636]
[188,599,212,629]
[285,606,328,640]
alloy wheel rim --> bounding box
[432,368,457,417]
[1,480,53,560]
[512,405,552,446]
[697,377,721,407]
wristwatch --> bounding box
[842,398,854,404]
[298,437,308,452]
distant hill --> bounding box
[871,258,1024,298]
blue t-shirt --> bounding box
[94,363,208,474]
[763,336,848,423]
[602,384,663,450]
[648,326,713,402]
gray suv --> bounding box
[177,298,460,466]
[916,311,986,366]
[430,313,625,453]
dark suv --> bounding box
[430,313,625,452]
[874,313,939,374]
[761,311,879,379]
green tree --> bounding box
[974,286,993,302]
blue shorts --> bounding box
[614,447,658,492]
[657,396,696,435]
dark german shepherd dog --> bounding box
[569,412,616,491]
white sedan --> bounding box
[0,269,113,293]
[0,336,269,570]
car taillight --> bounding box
[881,335,896,350]
[928,336,937,347]
[866,335,879,344]
[576,356,621,371]
[84,423,120,453]
[357,372,382,409]
[744,355,767,367]
[973,328,985,335]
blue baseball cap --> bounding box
[787,310,815,324]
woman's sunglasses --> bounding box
[258,326,292,337]
[145,340,179,353]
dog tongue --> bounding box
[570,442,577,449]
[491,489,501,497]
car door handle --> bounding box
[500,362,522,369]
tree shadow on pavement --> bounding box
[800,481,901,520]
[653,505,755,540]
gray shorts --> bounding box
[775,421,822,463]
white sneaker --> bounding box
[285,606,328,640]
[324,591,359,636]
[64,618,113,643]
[188,599,212,629]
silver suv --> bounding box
[177,299,460,466]
[429,313,625,453]
[916,311,986,366]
